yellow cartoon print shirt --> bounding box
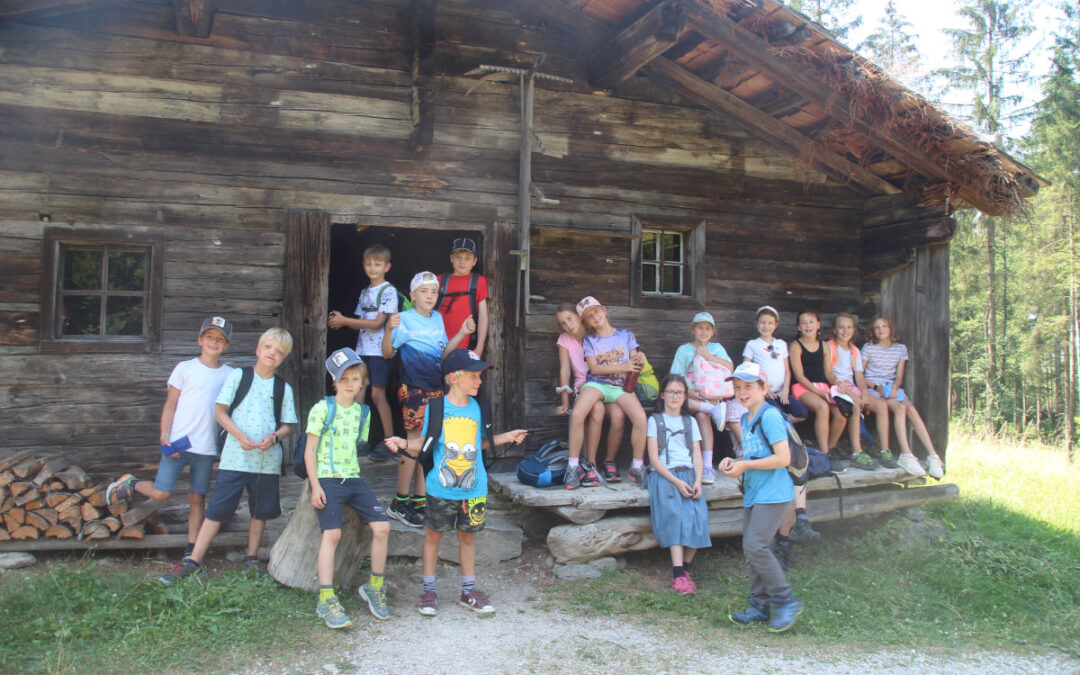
[421,397,487,500]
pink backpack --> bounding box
[685,356,734,400]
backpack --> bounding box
[218,367,287,473]
[685,355,734,400]
[292,397,369,479]
[362,282,413,314]
[417,394,495,479]
[436,273,479,350]
[650,412,695,468]
[827,339,859,373]
[749,408,809,486]
[516,440,570,487]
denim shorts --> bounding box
[315,477,387,530]
[205,469,281,522]
[361,354,393,387]
[154,451,216,495]
[425,495,486,533]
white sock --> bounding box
[702,450,714,469]
[632,458,644,469]
[568,457,579,468]
[696,400,714,414]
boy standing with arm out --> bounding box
[385,349,527,616]
[437,237,489,356]
[382,271,476,528]
[159,327,298,584]
[306,348,391,629]
[107,317,235,559]
[327,243,397,460]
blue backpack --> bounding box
[293,396,369,479]
[516,440,570,487]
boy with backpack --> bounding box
[304,348,391,629]
[384,348,528,615]
[437,237,489,356]
[106,316,235,559]
[328,243,398,461]
[159,327,298,584]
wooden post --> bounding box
[486,221,527,438]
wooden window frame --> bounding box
[630,216,705,309]
[39,227,164,354]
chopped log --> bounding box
[0,485,6,504]
[35,507,59,525]
[0,497,11,514]
[101,516,122,533]
[45,492,74,508]
[86,491,108,508]
[145,518,169,535]
[22,500,44,511]
[4,508,26,530]
[119,524,145,540]
[14,487,40,507]
[0,471,14,488]
[120,500,162,528]
[80,483,105,497]
[80,503,103,521]
[9,482,33,498]
[0,528,9,541]
[11,458,44,480]
[55,466,92,491]
[31,456,69,487]
[58,505,82,522]
[10,525,40,540]
[269,482,372,591]
[54,494,82,513]
[0,450,33,473]
[79,521,110,541]
[44,524,74,539]
[61,515,83,531]
[25,511,50,531]
[45,480,65,492]
[107,501,129,516]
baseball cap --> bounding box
[691,311,715,327]
[325,347,364,381]
[576,296,603,318]
[727,361,769,386]
[199,316,233,342]
[410,271,439,292]
[442,348,494,376]
[451,237,478,255]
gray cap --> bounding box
[326,347,364,381]
[199,316,233,342]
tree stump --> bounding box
[268,483,372,592]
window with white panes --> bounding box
[641,229,684,295]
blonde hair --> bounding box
[258,327,294,356]
[868,316,899,344]
[831,313,857,335]
[334,362,367,389]
[444,369,468,386]
[554,303,577,332]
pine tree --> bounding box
[784,0,862,42]
[857,1,929,92]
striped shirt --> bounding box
[861,342,908,384]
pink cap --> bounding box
[576,296,603,318]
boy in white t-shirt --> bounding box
[106,316,235,559]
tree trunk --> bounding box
[1068,207,1077,462]
[985,216,997,420]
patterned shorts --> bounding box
[397,384,444,431]
[425,494,487,533]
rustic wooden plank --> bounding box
[0,530,253,552]
[0,0,128,20]
[280,209,329,425]
[862,217,956,257]
[171,0,217,38]
[0,311,37,346]
[589,0,685,89]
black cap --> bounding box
[451,237,478,255]
[441,348,493,376]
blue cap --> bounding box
[442,348,493,376]
[326,347,364,381]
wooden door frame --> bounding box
[282,209,330,424]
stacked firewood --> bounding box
[0,450,165,542]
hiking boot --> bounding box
[788,518,821,544]
[926,454,945,479]
[359,582,390,621]
[602,461,620,483]
[876,449,899,469]
[316,596,352,629]
[768,596,804,633]
[105,474,137,505]
[770,536,791,573]
[368,440,392,463]
[579,460,601,488]
[729,599,770,626]
[158,558,204,585]
[419,590,438,616]
[827,453,846,474]
[388,499,424,528]
[850,451,878,471]
[565,463,583,490]
[459,589,495,614]
[671,575,695,595]
[627,463,647,487]
[242,556,268,578]
[701,465,717,485]
[897,453,927,477]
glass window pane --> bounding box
[661,264,682,294]
[62,249,102,290]
[642,231,658,261]
[662,233,682,263]
[61,295,101,336]
[642,263,658,293]
[105,296,145,336]
[108,250,147,291]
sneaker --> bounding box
[459,589,495,614]
[897,453,927,477]
[769,536,791,573]
[876,449,899,469]
[701,465,717,485]
[105,474,137,505]
[412,499,427,517]
[627,463,647,487]
[368,440,392,462]
[565,463,583,490]
[827,453,846,474]
[316,596,352,629]
[602,461,620,483]
[242,556,268,578]
[158,558,204,585]
[579,460,601,488]
[850,451,878,471]
[359,582,390,620]
[419,589,438,616]
[767,596,804,633]
[926,454,945,479]
[671,575,695,595]
[388,499,424,528]
[788,518,821,544]
[729,600,770,626]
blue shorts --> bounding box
[153,452,216,495]
[315,477,387,530]
[361,354,393,387]
[765,394,809,421]
[205,469,281,522]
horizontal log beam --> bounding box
[589,0,686,89]
[0,0,127,20]
[0,531,252,552]
[862,216,956,257]
[171,0,216,39]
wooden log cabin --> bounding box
[0,0,1044,483]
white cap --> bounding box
[410,271,439,292]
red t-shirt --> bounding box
[437,273,489,342]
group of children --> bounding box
[553,298,946,632]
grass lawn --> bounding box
[560,434,1080,652]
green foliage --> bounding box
[856,1,930,92]
[784,0,862,41]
